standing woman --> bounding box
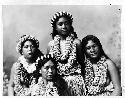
[82,35,121,96]
[47,11,86,95]
[8,35,43,96]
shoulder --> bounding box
[12,60,23,72]
[73,38,81,45]
[12,61,20,70]
[105,58,117,71]
[48,40,54,47]
[10,61,22,77]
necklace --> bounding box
[18,56,38,73]
[85,56,108,95]
[53,34,75,61]
[50,34,78,75]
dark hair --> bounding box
[51,16,77,39]
[38,54,57,70]
[82,35,108,59]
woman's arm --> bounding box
[106,59,122,96]
[74,39,85,76]
[8,64,15,96]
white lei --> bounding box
[50,34,79,75]
[18,56,38,73]
[31,77,59,96]
[85,56,108,95]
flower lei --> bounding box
[53,34,75,61]
[18,56,38,73]
[14,56,40,96]
[31,77,59,96]
[84,56,108,95]
[50,34,78,75]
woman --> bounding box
[47,11,86,95]
[8,35,43,96]
[31,54,70,96]
[82,35,121,96]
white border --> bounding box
[0,0,125,97]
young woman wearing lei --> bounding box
[8,35,43,96]
[47,11,86,96]
[82,35,121,96]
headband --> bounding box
[50,11,73,27]
[16,35,39,54]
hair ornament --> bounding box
[51,11,73,27]
[16,34,39,54]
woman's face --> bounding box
[22,40,36,59]
[85,40,100,59]
[41,60,56,81]
[56,17,71,37]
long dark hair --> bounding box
[82,35,108,59]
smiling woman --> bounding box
[82,35,121,96]
[8,35,43,96]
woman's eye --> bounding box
[31,45,35,48]
[93,45,97,48]
[44,67,49,70]
[58,22,63,26]
[64,22,69,25]
[24,45,28,48]
[86,47,90,50]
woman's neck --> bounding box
[25,57,36,64]
[59,35,66,40]
[42,77,53,85]
[89,57,100,64]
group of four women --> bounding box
[8,11,121,96]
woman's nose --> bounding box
[62,23,66,28]
[48,68,52,73]
[28,46,32,51]
[90,47,95,52]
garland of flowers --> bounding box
[53,34,74,61]
[84,56,108,95]
[18,56,39,73]
[31,77,59,96]
[51,34,78,75]
[13,56,40,96]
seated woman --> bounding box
[30,54,70,96]
[8,35,43,96]
[82,35,122,96]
